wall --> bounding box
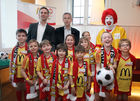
[110,0,140,26]
[46,0,68,27]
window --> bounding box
[72,0,105,25]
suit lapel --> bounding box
[34,23,39,39]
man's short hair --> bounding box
[63,12,72,18]
[16,28,27,36]
[39,6,49,14]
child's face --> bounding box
[16,32,27,43]
[75,51,84,61]
[80,40,88,49]
[119,42,130,53]
[29,42,39,53]
[58,49,66,58]
[101,33,113,47]
[65,36,75,48]
[41,44,52,53]
[83,32,91,41]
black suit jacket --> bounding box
[27,23,55,50]
[55,26,80,47]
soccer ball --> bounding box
[0,52,8,59]
[96,67,114,87]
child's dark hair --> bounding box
[75,45,85,53]
[119,39,131,48]
[39,6,49,14]
[40,40,51,48]
[16,28,27,36]
[56,43,68,56]
[28,39,39,47]
[65,34,75,44]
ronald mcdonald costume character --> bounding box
[96,8,127,50]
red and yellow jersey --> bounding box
[57,59,70,96]
[67,48,75,63]
[83,53,92,76]
[116,54,136,92]
[11,46,27,78]
[69,61,91,98]
[22,55,38,80]
[36,55,54,75]
[94,48,117,65]
[96,25,127,49]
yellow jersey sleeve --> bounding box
[36,57,42,72]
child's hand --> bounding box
[71,87,75,96]
[27,80,34,86]
[43,79,48,85]
[63,85,69,90]
[58,85,63,89]
[110,65,115,74]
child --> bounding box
[36,40,56,101]
[65,34,75,63]
[56,43,71,101]
[21,39,40,101]
[79,37,95,76]
[9,28,28,101]
[94,32,117,101]
[82,31,95,52]
[69,45,91,101]
[114,39,136,101]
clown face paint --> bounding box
[105,15,114,27]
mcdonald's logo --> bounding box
[120,68,130,77]
[77,76,84,85]
[17,54,25,62]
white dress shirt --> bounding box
[37,22,47,43]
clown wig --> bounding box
[101,8,118,25]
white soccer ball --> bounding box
[0,52,8,59]
[96,67,114,87]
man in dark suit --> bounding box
[27,7,55,50]
[55,12,80,47]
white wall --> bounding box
[46,0,68,26]
[110,0,140,26]
[0,0,17,49]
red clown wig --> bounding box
[101,8,118,25]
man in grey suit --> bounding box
[55,12,80,47]
[27,7,55,50]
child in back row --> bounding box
[69,45,91,101]
[82,31,95,52]
[10,29,28,101]
[36,40,56,101]
[115,39,136,101]
[21,39,40,101]
[94,32,118,101]
[65,34,75,63]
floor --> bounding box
[1,82,140,101]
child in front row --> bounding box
[94,32,118,101]
[21,39,40,101]
[69,45,91,101]
[9,29,28,101]
[36,40,56,101]
[114,39,136,101]
[56,43,71,101]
